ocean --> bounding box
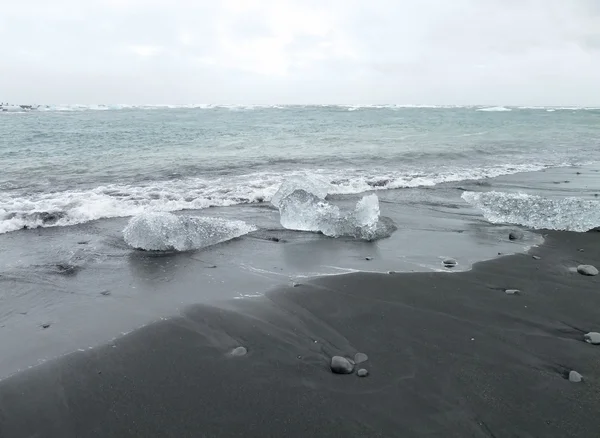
[0,104,599,378]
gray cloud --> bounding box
[1,0,599,105]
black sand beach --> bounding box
[1,229,599,437]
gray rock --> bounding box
[229,346,247,357]
[354,352,369,364]
[509,230,524,241]
[443,258,457,268]
[584,332,600,345]
[505,289,521,295]
[357,368,369,377]
[330,356,354,374]
[532,256,541,260]
[569,371,583,383]
[577,265,598,276]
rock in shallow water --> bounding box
[509,230,524,241]
[443,258,457,268]
[357,369,369,377]
[584,332,600,345]
[569,371,583,382]
[330,356,354,374]
[577,265,599,276]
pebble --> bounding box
[443,258,457,268]
[584,332,600,345]
[229,346,248,357]
[569,371,583,383]
[365,257,373,261]
[532,256,541,260]
[330,356,354,374]
[357,369,369,377]
[509,230,524,241]
[41,323,50,329]
[577,265,599,276]
[354,352,369,364]
[505,289,521,295]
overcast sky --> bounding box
[1,0,599,105]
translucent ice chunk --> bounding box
[271,175,331,208]
[278,190,393,241]
[462,191,600,232]
[123,212,256,251]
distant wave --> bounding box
[462,191,600,232]
[0,162,565,234]
[6,104,598,113]
[477,106,512,112]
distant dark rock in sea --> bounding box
[569,371,583,382]
[509,230,524,240]
[584,332,600,345]
[330,356,354,374]
[357,369,369,377]
[577,265,599,276]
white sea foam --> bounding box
[462,191,600,232]
[123,212,256,251]
[477,106,512,112]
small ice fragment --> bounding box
[505,289,521,295]
[357,369,369,377]
[229,346,248,357]
[354,352,368,364]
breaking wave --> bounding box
[462,191,600,232]
[477,106,512,112]
[0,163,572,234]
[123,212,256,251]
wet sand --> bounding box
[1,230,600,437]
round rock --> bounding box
[354,352,369,364]
[509,230,524,241]
[577,265,599,276]
[229,346,247,357]
[357,368,369,377]
[569,371,583,383]
[584,332,600,345]
[330,356,354,374]
[443,258,457,268]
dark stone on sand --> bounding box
[584,332,600,345]
[365,257,373,261]
[577,265,598,276]
[532,256,541,260]
[205,265,218,269]
[443,258,457,268]
[330,356,354,374]
[229,346,247,357]
[569,371,583,383]
[268,237,281,242]
[77,241,89,245]
[509,230,524,241]
[576,172,582,175]
[100,291,111,296]
[357,369,369,377]
[41,323,50,329]
[354,352,368,364]
[505,289,521,295]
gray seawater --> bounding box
[1,105,598,233]
[1,104,600,378]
